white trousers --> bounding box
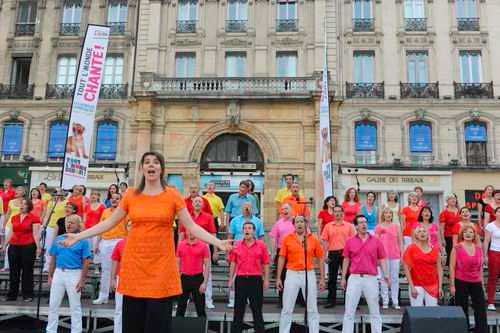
[410,286,438,306]
[46,269,82,333]
[98,238,121,300]
[205,272,213,305]
[114,276,123,333]
[0,215,5,235]
[43,227,56,272]
[403,236,412,250]
[342,274,382,333]
[379,259,400,306]
[279,270,319,333]
[3,226,11,270]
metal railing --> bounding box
[353,18,374,32]
[107,22,126,34]
[225,20,247,32]
[276,19,298,32]
[0,84,34,99]
[176,20,197,33]
[454,81,494,99]
[15,23,36,36]
[457,17,480,31]
[148,77,316,96]
[400,82,439,99]
[46,84,128,99]
[404,18,427,32]
[346,82,384,98]
[60,23,80,35]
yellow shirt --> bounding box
[42,192,53,203]
[100,207,128,240]
[0,200,3,216]
[203,193,224,217]
[6,200,21,228]
[47,200,67,228]
[275,187,293,203]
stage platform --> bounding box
[1,298,500,333]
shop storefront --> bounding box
[337,168,453,213]
[29,166,128,196]
[0,165,29,187]
[452,169,500,216]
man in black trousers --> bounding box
[228,222,270,333]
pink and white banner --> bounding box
[61,25,110,190]
[319,62,333,197]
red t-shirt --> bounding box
[10,213,40,245]
[401,206,420,237]
[179,211,216,234]
[111,238,127,276]
[452,222,481,236]
[184,196,213,216]
[84,203,106,229]
[317,209,335,233]
[67,195,89,218]
[342,201,361,223]
[485,204,498,223]
[439,209,460,237]
[403,244,439,297]
[0,188,15,214]
[176,239,209,275]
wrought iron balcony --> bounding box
[15,23,36,36]
[176,20,197,33]
[225,20,247,32]
[0,84,34,99]
[353,18,374,32]
[457,17,480,31]
[454,81,494,99]
[108,22,126,34]
[144,77,317,98]
[400,82,439,99]
[405,18,427,32]
[276,19,298,32]
[46,84,128,99]
[60,23,80,35]
[346,82,384,98]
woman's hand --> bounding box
[450,285,456,296]
[216,239,233,252]
[410,286,418,299]
[60,233,79,247]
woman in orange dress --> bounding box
[63,152,231,333]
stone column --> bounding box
[131,94,155,184]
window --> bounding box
[95,121,118,160]
[56,56,77,85]
[459,51,481,83]
[353,51,374,83]
[225,52,246,77]
[61,0,82,34]
[228,0,247,21]
[404,0,425,18]
[11,58,32,88]
[48,121,68,159]
[277,0,297,32]
[407,51,428,83]
[354,121,377,165]
[103,56,124,85]
[1,122,24,158]
[175,53,196,78]
[456,0,477,18]
[107,0,127,33]
[353,0,372,19]
[178,0,197,21]
[464,121,487,165]
[16,1,37,36]
[276,52,297,77]
[409,121,432,153]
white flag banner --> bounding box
[61,25,110,190]
[319,65,333,197]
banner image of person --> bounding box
[61,25,110,190]
[319,63,333,197]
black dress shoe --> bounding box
[324,303,336,309]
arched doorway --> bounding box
[199,133,265,214]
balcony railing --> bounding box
[454,81,494,99]
[176,20,197,33]
[225,20,247,32]
[400,82,439,99]
[0,84,34,99]
[355,151,377,165]
[276,19,298,32]
[457,17,480,31]
[410,154,433,167]
[346,82,384,98]
[46,84,128,99]
[15,23,36,36]
[405,18,427,32]
[146,77,317,97]
[108,22,126,34]
[353,18,374,32]
[60,23,80,35]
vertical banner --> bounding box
[319,64,333,197]
[61,25,110,190]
